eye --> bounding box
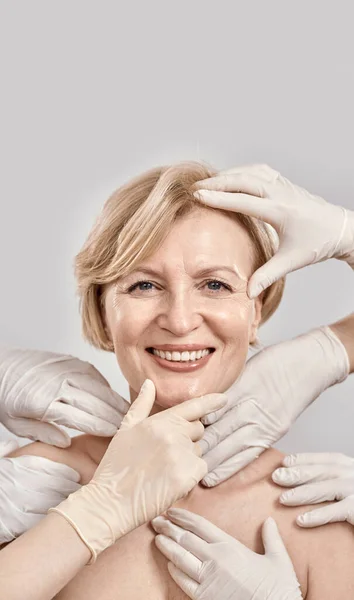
[127,280,157,293]
[204,279,232,292]
[126,278,233,295]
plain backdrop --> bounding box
[0,1,353,455]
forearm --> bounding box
[330,313,354,374]
[0,512,90,600]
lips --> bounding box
[146,347,215,359]
[145,347,215,372]
[146,345,215,352]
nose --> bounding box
[156,288,203,336]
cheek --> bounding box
[106,300,153,384]
[215,297,255,377]
[107,299,150,348]
[214,296,255,343]
[219,301,254,388]
[108,308,144,383]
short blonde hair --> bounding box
[75,161,285,351]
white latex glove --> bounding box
[50,380,227,562]
[0,440,80,544]
[152,508,302,600]
[272,452,354,527]
[199,326,349,487]
[194,164,354,297]
[0,439,19,458]
[0,346,130,447]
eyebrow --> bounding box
[128,266,245,280]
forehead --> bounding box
[144,208,256,276]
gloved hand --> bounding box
[194,164,354,297]
[0,346,130,447]
[273,452,354,527]
[0,439,19,457]
[50,380,227,562]
[198,326,349,487]
[152,508,302,600]
[0,440,80,543]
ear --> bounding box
[249,295,263,344]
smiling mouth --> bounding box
[146,347,215,363]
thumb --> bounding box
[248,250,302,298]
[262,517,290,559]
[3,416,72,448]
[119,379,156,431]
[262,517,300,590]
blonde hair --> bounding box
[75,161,285,351]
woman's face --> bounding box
[104,208,262,409]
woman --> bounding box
[1,167,353,551]
[1,378,227,600]
[8,161,354,598]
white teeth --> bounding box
[151,348,211,362]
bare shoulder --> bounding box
[51,447,354,600]
[253,449,354,599]
[305,519,354,599]
[7,435,98,484]
[176,447,354,600]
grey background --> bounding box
[0,1,353,454]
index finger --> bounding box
[169,394,227,422]
[283,452,354,468]
[12,455,81,482]
[48,402,119,437]
[194,172,271,196]
[196,164,278,189]
[166,508,231,544]
[166,509,254,561]
[194,190,280,227]
[66,372,130,413]
[198,400,251,455]
[218,164,279,181]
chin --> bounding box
[154,383,219,409]
[154,394,189,409]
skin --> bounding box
[330,312,354,373]
[10,440,354,599]
[8,208,354,598]
[104,207,262,410]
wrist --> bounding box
[329,315,354,374]
[284,327,350,416]
[46,511,91,564]
[317,326,350,379]
[336,208,354,269]
[49,482,118,564]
